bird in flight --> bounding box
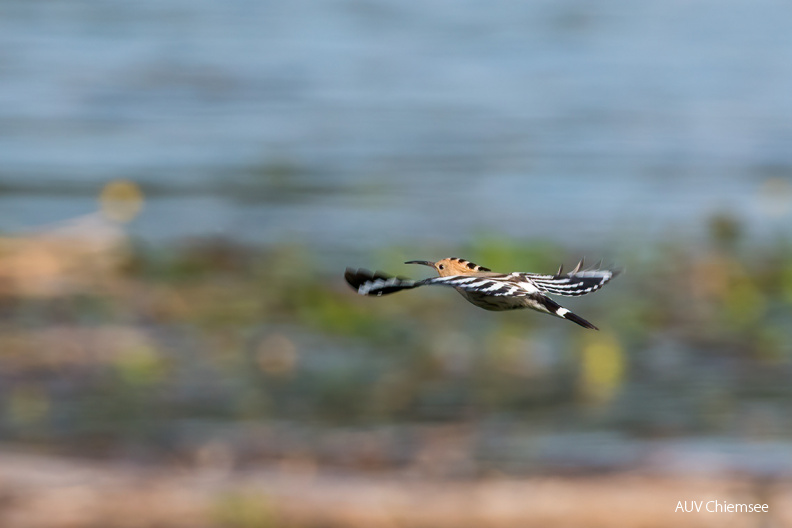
[345,257,618,330]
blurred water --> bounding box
[2,0,792,251]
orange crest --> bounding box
[405,257,491,276]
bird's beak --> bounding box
[404,260,435,268]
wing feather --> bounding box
[522,268,618,297]
[425,275,529,296]
[344,268,417,296]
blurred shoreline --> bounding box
[1,448,790,528]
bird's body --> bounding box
[344,257,618,330]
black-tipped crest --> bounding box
[460,258,491,272]
[405,258,491,272]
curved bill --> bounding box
[404,260,435,267]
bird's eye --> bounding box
[438,264,444,270]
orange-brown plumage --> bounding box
[404,257,491,277]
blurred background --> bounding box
[1,1,792,527]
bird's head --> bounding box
[404,257,491,277]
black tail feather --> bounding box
[537,294,599,330]
[560,310,598,330]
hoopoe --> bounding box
[344,257,618,330]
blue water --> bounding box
[2,0,792,250]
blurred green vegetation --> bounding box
[1,215,791,469]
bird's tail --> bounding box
[536,295,598,330]
[344,268,418,296]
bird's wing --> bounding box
[344,268,418,296]
[422,274,538,296]
[345,269,528,297]
[521,266,618,297]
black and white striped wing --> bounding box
[522,269,617,297]
[423,275,534,296]
[345,269,526,297]
[344,268,418,296]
